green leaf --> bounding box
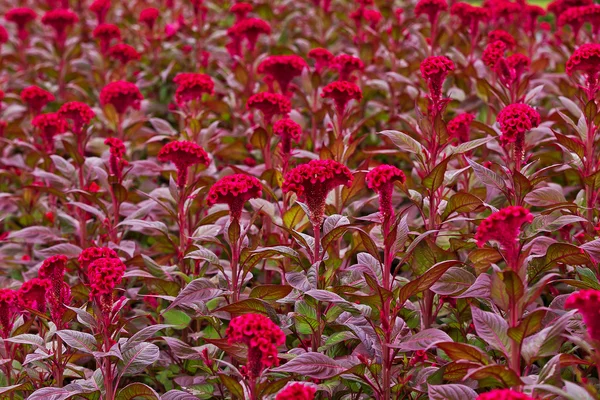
[398,260,461,304]
[380,130,425,159]
[442,192,483,219]
[507,309,546,344]
[423,157,452,191]
[437,342,491,365]
[250,285,293,300]
[116,383,159,400]
[162,310,191,330]
[218,374,244,399]
[465,364,523,388]
[528,243,591,282]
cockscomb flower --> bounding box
[0,289,17,338]
[558,6,587,38]
[173,73,214,106]
[476,389,534,400]
[506,53,530,76]
[420,56,454,105]
[32,113,67,151]
[548,0,592,17]
[90,0,111,23]
[283,159,353,226]
[78,246,119,275]
[139,8,159,30]
[415,0,448,26]
[232,18,271,51]
[88,257,126,313]
[231,2,253,20]
[475,206,533,267]
[41,9,78,46]
[321,80,362,118]
[482,40,506,68]
[257,55,307,94]
[0,26,8,44]
[93,23,121,53]
[497,103,540,145]
[157,141,210,187]
[566,44,600,98]
[331,54,364,81]
[447,113,474,143]
[6,8,37,41]
[100,81,143,115]
[21,86,54,115]
[450,2,489,34]
[485,0,521,21]
[107,43,141,65]
[276,383,317,400]
[565,290,600,341]
[105,137,127,178]
[363,9,383,28]
[38,255,71,325]
[366,165,406,219]
[488,29,516,48]
[58,101,95,135]
[207,174,262,220]
[226,314,285,378]
[308,48,334,73]
[247,92,292,123]
[17,278,50,313]
[274,118,302,155]
[525,5,545,33]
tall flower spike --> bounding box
[207,174,262,220]
[18,278,50,313]
[38,255,71,326]
[415,0,448,28]
[420,56,454,107]
[41,9,78,47]
[78,246,119,276]
[0,289,17,338]
[226,314,285,378]
[450,3,489,36]
[90,0,111,23]
[93,23,121,53]
[257,55,307,94]
[497,103,540,167]
[58,102,95,135]
[565,290,600,341]
[100,81,143,115]
[231,18,271,51]
[21,86,54,115]
[476,389,534,400]
[105,138,127,179]
[87,257,126,315]
[6,8,37,41]
[321,81,362,120]
[157,141,210,187]
[32,113,67,151]
[283,159,353,227]
[273,118,302,155]
[447,113,474,144]
[139,8,159,30]
[366,165,406,219]
[308,48,334,74]
[276,383,316,400]
[247,92,292,124]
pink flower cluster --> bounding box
[475,206,533,253]
[366,165,406,218]
[247,92,292,123]
[447,113,474,143]
[157,141,210,187]
[565,289,600,341]
[100,81,143,115]
[276,383,316,400]
[497,103,540,145]
[258,55,307,94]
[173,73,215,106]
[476,389,534,400]
[207,174,263,220]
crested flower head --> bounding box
[157,141,210,187]
[476,389,534,400]
[321,80,362,116]
[420,56,454,103]
[475,206,533,252]
[41,9,78,44]
[107,43,141,65]
[274,118,302,154]
[6,8,37,40]
[447,113,474,143]
[331,54,364,81]
[488,29,516,48]
[226,314,285,378]
[257,55,307,94]
[450,2,489,29]
[415,0,448,24]
[231,17,271,51]
[32,113,67,150]
[566,43,600,77]
[21,86,54,115]
[207,174,263,220]
[548,0,592,16]
[100,81,143,114]
[308,48,334,73]
[17,278,50,313]
[497,103,540,145]
[90,0,111,23]
[88,257,126,313]
[93,23,121,52]
[78,247,119,275]
[0,289,17,338]
[38,255,71,325]
[482,40,507,68]
[366,165,406,218]
[231,2,253,20]
[58,102,95,134]
[565,290,600,341]
[283,159,353,226]
[247,92,292,123]
[105,137,127,178]
[276,383,317,400]
[173,73,214,105]
[139,8,159,30]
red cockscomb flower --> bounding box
[548,0,592,17]
[482,40,506,68]
[157,141,210,187]
[58,101,95,135]
[247,92,292,123]
[447,113,474,143]
[231,18,271,51]
[321,80,362,118]
[415,0,448,26]
[283,159,353,226]
[257,55,307,94]
[173,73,214,106]
[17,278,50,313]
[107,43,141,65]
[558,6,587,38]
[566,290,600,341]
[485,0,521,21]
[331,54,364,81]
[276,383,317,400]
[366,165,406,219]
[104,137,127,178]
[21,86,54,115]
[476,389,534,400]
[100,81,143,114]
[32,113,67,151]
[274,118,302,155]
[38,255,71,326]
[497,103,540,145]
[90,0,111,23]
[566,44,600,98]
[475,206,533,268]
[506,53,530,75]
[41,9,78,45]
[87,257,126,313]
[231,2,253,20]
[6,8,37,41]
[420,55,454,104]
[488,29,516,48]
[308,48,334,73]
[78,246,119,275]
[0,26,8,44]
[226,314,285,378]
[207,174,262,220]
[450,2,489,34]
[0,289,17,338]
[93,23,121,53]
[139,8,159,30]
[525,5,545,33]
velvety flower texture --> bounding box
[231,18,271,51]
[488,29,516,48]
[17,278,50,313]
[88,257,126,313]
[157,141,210,187]
[21,86,54,114]
[420,56,454,103]
[273,118,302,154]
[450,2,489,31]
[482,40,506,68]
[38,255,71,325]
[105,137,127,178]
[447,113,474,143]
[257,55,307,94]
[476,389,534,400]
[32,113,67,150]
[58,101,95,134]
[107,43,141,65]
[6,8,37,40]
[321,80,362,117]
[93,23,121,53]
[0,289,17,338]
[331,54,364,81]
[90,0,111,23]
[247,92,292,123]
[415,0,448,25]
[548,0,592,17]
[41,9,78,44]
[308,48,334,73]
[139,8,159,30]
[173,73,214,106]
[207,174,262,220]
[366,165,406,218]
[231,2,253,20]
[283,159,353,226]
[226,314,285,378]
[565,289,600,341]
[78,246,119,275]
[497,103,540,145]
[100,81,143,114]
[275,383,316,400]
[566,44,600,77]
